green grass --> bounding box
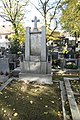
[0,80,63,120]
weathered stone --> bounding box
[21,16,51,74]
[64,78,80,120]
[0,58,9,74]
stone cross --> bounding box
[32,16,40,29]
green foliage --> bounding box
[64,63,78,69]
[11,23,26,44]
[10,39,21,54]
[46,28,61,41]
[60,0,80,37]
[9,23,25,54]
[0,0,28,53]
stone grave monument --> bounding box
[0,58,9,82]
[0,58,9,74]
[19,16,52,84]
[21,16,51,74]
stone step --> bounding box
[64,77,79,81]
[19,73,52,84]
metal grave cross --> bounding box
[32,16,40,29]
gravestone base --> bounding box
[40,62,47,74]
[19,72,52,84]
[20,61,51,74]
[23,61,40,74]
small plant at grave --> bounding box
[64,62,78,69]
[0,71,4,75]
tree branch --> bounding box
[30,1,44,17]
[39,0,43,5]
[49,0,62,23]
[0,14,11,22]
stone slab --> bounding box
[40,62,47,74]
[0,77,19,91]
[41,26,46,61]
[64,79,80,120]
[63,69,80,74]
[30,56,40,61]
[47,62,51,74]
[64,77,79,81]
[19,73,52,84]
[31,33,41,55]
[12,67,21,77]
[25,27,30,61]
[23,61,41,73]
[0,58,9,74]
[60,81,67,120]
[20,61,51,74]
[0,77,15,91]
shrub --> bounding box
[64,64,78,69]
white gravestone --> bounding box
[21,16,51,74]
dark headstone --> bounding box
[52,52,58,60]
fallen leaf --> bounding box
[30,101,33,104]
[13,112,18,117]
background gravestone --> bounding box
[52,52,58,60]
[0,58,9,74]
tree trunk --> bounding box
[13,23,18,35]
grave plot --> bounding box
[70,79,80,111]
[0,80,63,120]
